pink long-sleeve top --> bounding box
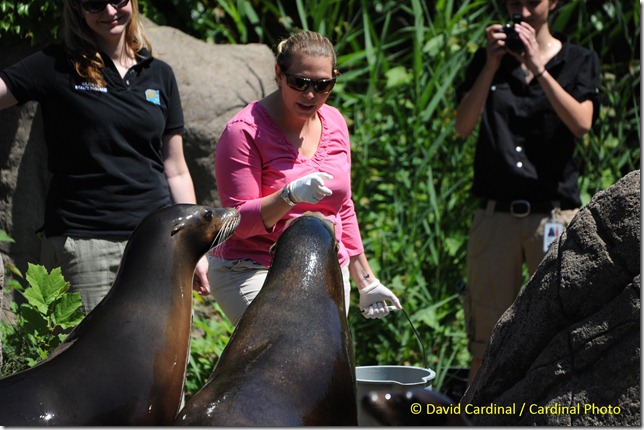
[213,100,364,268]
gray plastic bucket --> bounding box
[356,365,436,426]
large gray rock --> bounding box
[462,170,641,426]
[145,19,277,206]
[0,19,276,276]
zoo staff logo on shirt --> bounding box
[145,89,161,105]
[74,81,108,93]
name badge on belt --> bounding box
[543,221,564,252]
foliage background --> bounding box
[0,0,640,394]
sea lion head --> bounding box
[270,211,338,254]
[165,204,240,257]
[271,212,340,295]
[116,204,240,282]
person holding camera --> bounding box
[454,0,600,384]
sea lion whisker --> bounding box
[209,243,225,259]
[209,217,239,253]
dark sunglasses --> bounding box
[284,73,336,94]
[80,0,130,13]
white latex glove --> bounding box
[359,279,402,319]
[288,172,333,204]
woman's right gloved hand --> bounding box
[359,279,402,319]
[288,172,333,204]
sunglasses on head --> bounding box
[80,0,129,13]
[284,73,336,94]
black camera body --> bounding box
[501,14,524,53]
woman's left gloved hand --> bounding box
[359,279,402,319]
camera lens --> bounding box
[503,15,524,53]
[505,31,524,53]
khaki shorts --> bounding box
[40,236,128,315]
[463,206,577,359]
[208,256,351,325]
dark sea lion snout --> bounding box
[272,214,342,306]
[274,214,338,268]
[207,206,240,248]
[167,205,239,256]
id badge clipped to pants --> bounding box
[543,209,564,252]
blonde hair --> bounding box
[63,0,152,86]
[276,30,338,76]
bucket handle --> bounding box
[400,307,428,370]
[350,307,428,370]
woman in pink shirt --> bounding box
[209,30,402,325]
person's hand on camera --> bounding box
[288,172,333,204]
[511,22,545,76]
[359,279,402,319]
[486,21,544,78]
[484,24,508,70]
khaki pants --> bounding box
[40,236,127,315]
[463,205,577,360]
[208,256,351,325]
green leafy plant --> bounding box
[184,292,235,399]
[1,263,84,376]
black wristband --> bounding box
[534,68,546,79]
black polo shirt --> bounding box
[456,33,600,207]
[1,43,184,239]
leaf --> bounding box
[5,278,24,292]
[52,293,84,329]
[385,66,412,88]
[23,264,71,313]
[18,304,49,338]
[0,230,15,243]
[5,261,23,279]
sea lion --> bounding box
[174,213,357,426]
[362,387,470,426]
[0,204,239,426]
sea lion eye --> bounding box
[204,210,214,222]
